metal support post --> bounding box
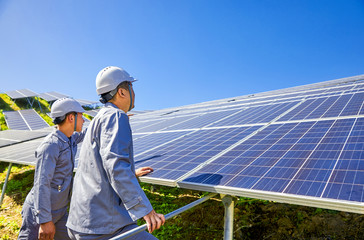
[0,163,13,206]
[222,195,235,240]
[110,193,217,240]
[36,97,43,113]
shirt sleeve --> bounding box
[100,112,153,221]
[33,141,59,224]
[72,127,88,144]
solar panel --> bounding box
[0,138,44,165]
[5,89,38,99]
[0,129,49,147]
[38,91,69,102]
[76,99,98,106]
[1,74,364,214]
[135,126,260,185]
[3,109,49,130]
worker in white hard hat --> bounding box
[18,98,86,240]
[67,66,165,239]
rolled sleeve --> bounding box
[73,128,87,144]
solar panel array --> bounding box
[0,75,363,213]
[3,109,49,130]
[129,75,364,213]
[38,91,69,102]
[0,129,49,147]
[5,89,38,99]
[76,99,98,106]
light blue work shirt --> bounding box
[66,103,153,234]
[24,128,86,224]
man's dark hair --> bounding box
[53,112,76,125]
[100,81,131,103]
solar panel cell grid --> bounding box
[20,109,49,130]
[162,109,241,131]
[133,115,196,133]
[339,92,364,116]
[321,118,364,202]
[209,102,297,127]
[19,89,38,97]
[134,131,192,154]
[135,126,259,180]
[5,90,24,99]
[38,93,57,102]
[321,94,354,118]
[304,95,341,119]
[3,111,29,130]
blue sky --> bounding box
[0,0,363,111]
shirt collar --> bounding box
[54,129,71,143]
[105,102,126,113]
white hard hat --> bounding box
[96,66,137,95]
[50,97,85,119]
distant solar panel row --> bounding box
[3,109,49,130]
[5,89,38,99]
[0,130,49,147]
[38,91,69,102]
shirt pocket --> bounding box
[50,178,71,210]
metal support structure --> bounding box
[222,195,235,240]
[0,163,13,206]
[110,193,217,240]
[36,97,43,113]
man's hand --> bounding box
[39,221,55,240]
[143,210,165,233]
[135,167,153,177]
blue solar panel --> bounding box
[321,117,364,202]
[209,101,298,127]
[135,126,260,180]
[134,131,192,154]
[1,75,364,213]
[181,118,364,203]
[162,109,241,131]
[322,94,355,118]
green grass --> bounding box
[0,163,364,239]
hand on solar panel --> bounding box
[38,221,55,240]
[143,209,165,233]
[135,166,154,177]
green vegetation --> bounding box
[0,111,8,131]
[0,94,20,111]
[0,163,364,239]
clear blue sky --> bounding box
[1,0,363,111]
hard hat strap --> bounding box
[128,83,133,112]
[74,113,77,132]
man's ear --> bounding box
[118,88,126,98]
[67,114,74,122]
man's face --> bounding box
[75,112,85,132]
[129,82,135,110]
